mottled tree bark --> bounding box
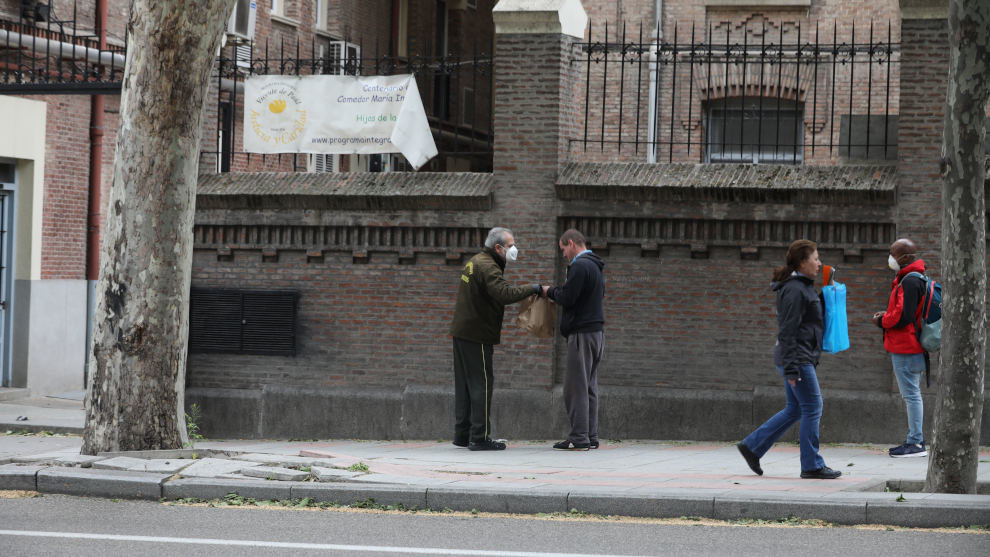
[925,0,990,494]
[82,0,234,454]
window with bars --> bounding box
[706,98,804,164]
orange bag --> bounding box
[516,295,555,338]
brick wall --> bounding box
[895,17,948,276]
[38,95,90,280]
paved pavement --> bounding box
[1,394,989,528]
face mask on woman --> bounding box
[888,254,900,272]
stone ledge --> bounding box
[899,0,948,20]
[197,172,493,211]
[493,0,588,39]
[557,163,896,204]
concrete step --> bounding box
[0,388,30,402]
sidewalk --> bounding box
[1,395,988,528]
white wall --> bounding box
[1,96,87,395]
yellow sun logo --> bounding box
[268,99,287,114]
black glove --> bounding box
[532,284,541,296]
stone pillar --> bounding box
[490,1,587,392]
[896,0,949,275]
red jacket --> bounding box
[880,259,927,354]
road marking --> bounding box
[0,529,649,557]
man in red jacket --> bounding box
[872,238,928,458]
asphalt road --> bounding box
[0,493,987,556]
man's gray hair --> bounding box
[485,227,513,249]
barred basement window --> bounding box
[189,288,299,356]
[706,97,804,164]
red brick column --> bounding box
[490,2,587,390]
[896,1,949,276]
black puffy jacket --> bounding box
[772,273,823,379]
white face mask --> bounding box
[505,245,518,262]
[888,254,900,272]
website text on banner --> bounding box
[242,74,438,170]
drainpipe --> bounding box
[84,0,108,388]
[646,0,662,163]
[0,29,125,67]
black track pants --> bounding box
[452,337,495,444]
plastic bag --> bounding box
[516,294,555,338]
[822,282,850,353]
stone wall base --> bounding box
[186,385,988,444]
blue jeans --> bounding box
[891,353,926,444]
[742,364,826,472]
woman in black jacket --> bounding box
[736,239,841,480]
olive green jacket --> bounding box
[449,248,536,345]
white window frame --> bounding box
[326,40,361,75]
[315,0,326,30]
[270,0,284,16]
[307,153,338,173]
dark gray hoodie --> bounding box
[772,273,823,378]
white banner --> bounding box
[243,74,438,169]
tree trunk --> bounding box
[82,0,234,454]
[925,0,990,494]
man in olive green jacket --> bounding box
[449,227,541,451]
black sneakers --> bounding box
[736,443,763,476]
[553,440,590,451]
[589,441,600,449]
[800,466,842,479]
[889,443,928,458]
[469,439,507,451]
[452,440,469,448]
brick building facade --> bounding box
[1,1,986,443]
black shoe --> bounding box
[553,440,590,451]
[736,443,763,476]
[452,440,469,448]
[469,439,507,451]
[589,441,600,449]
[800,466,842,479]
[889,442,927,458]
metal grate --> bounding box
[189,288,298,356]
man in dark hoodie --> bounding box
[449,227,542,451]
[872,238,929,458]
[542,229,605,451]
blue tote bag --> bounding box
[822,282,850,353]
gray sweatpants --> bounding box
[564,330,605,445]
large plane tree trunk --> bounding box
[925,0,990,493]
[82,0,234,454]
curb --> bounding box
[0,423,84,435]
[2,467,988,527]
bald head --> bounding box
[890,238,918,265]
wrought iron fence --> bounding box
[0,3,126,94]
[574,20,900,165]
[0,7,494,173]
[204,37,495,174]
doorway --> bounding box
[0,161,14,386]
